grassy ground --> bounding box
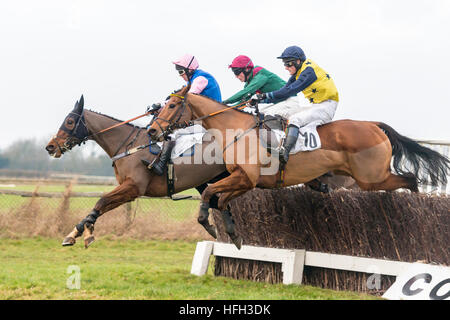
[0,238,379,300]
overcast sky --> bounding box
[1,0,449,153]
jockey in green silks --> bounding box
[223,55,286,105]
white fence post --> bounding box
[190,241,214,276]
[281,249,306,285]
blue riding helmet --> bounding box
[277,46,306,61]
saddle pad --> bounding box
[272,121,322,153]
[152,124,206,159]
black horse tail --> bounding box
[377,122,450,187]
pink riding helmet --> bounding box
[172,54,199,70]
[228,55,254,69]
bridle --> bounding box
[53,111,90,155]
[53,109,150,155]
[150,92,250,140]
[149,93,195,140]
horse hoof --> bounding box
[62,237,76,246]
[230,235,243,250]
[84,236,95,249]
[206,226,217,239]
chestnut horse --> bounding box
[148,87,450,248]
[45,96,228,247]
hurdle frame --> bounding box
[190,241,432,285]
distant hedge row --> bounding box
[212,187,449,294]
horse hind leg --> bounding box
[357,173,418,192]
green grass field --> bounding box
[0,238,379,300]
[0,182,381,300]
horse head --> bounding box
[45,95,90,158]
[147,86,193,142]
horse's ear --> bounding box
[79,95,84,109]
[75,95,84,114]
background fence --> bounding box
[0,178,208,241]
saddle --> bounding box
[261,114,288,132]
[259,114,288,151]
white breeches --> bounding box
[260,97,338,128]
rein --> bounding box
[87,112,150,139]
[153,93,250,139]
[153,93,267,155]
[55,109,152,158]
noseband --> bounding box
[54,111,89,154]
[150,93,194,139]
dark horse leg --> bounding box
[194,171,230,239]
[62,178,140,248]
[199,168,254,249]
[218,190,247,249]
[305,177,330,193]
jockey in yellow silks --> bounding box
[251,45,339,165]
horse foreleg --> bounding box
[197,201,217,239]
[218,191,247,249]
[202,168,254,210]
[62,178,140,248]
[199,168,255,248]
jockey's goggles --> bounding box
[283,60,296,67]
[175,65,187,76]
[231,67,244,76]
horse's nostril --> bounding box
[46,145,55,152]
[148,128,157,135]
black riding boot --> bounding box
[280,125,299,165]
[141,140,175,176]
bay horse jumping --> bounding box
[45,96,228,247]
[148,86,450,248]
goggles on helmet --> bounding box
[282,59,297,67]
[231,67,244,76]
[175,64,188,76]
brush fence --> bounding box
[198,185,449,294]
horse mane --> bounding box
[189,93,254,115]
[86,109,145,130]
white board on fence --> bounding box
[383,263,450,300]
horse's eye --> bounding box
[67,119,74,125]
[169,104,176,109]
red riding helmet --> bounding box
[228,55,254,69]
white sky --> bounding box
[1,0,449,152]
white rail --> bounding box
[191,241,440,285]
